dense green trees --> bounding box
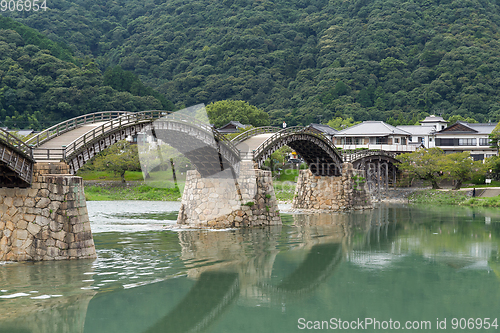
[6,0,500,126]
[103,66,174,110]
[398,148,485,189]
[0,22,171,129]
[326,117,360,130]
[398,148,446,189]
[441,152,484,190]
[206,100,269,128]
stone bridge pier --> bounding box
[0,163,96,261]
[177,161,281,228]
[292,163,372,211]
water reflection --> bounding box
[2,204,500,333]
[0,260,96,333]
[85,212,376,333]
[143,271,240,333]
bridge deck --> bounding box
[37,122,107,149]
[33,122,107,162]
[236,133,274,159]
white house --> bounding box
[434,121,497,160]
[396,125,436,148]
[396,115,447,148]
[420,115,448,131]
[334,121,418,152]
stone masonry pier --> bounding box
[0,163,96,261]
[177,161,281,228]
[292,163,372,212]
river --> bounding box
[1,201,499,333]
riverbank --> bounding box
[84,180,296,202]
[84,181,181,201]
[408,188,500,207]
[85,175,473,206]
[83,180,421,204]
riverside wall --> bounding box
[292,163,373,212]
[0,163,96,261]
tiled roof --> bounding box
[436,121,497,135]
[217,121,250,133]
[307,123,338,135]
[335,121,411,137]
[421,115,446,123]
[396,125,436,135]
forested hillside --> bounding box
[5,0,500,126]
[0,17,170,129]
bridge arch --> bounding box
[26,111,241,177]
[143,114,241,177]
[26,111,164,174]
[230,126,280,146]
[345,150,400,190]
[26,111,131,149]
[250,127,343,176]
[261,242,343,299]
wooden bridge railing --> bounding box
[31,110,241,163]
[143,111,241,161]
[341,149,398,163]
[0,128,33,158]
[26,111,131,148]
[230,126,280,146]
[63,111,167,161]
[251,126,342,162]
[0,128,34,185]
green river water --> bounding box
[1,201,500,333]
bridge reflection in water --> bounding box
[0,209,397,333]
[83,211,386,333]
[3,205,500,332]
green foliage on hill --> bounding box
[0,16,75,63]
[6,0,500,126]
[103,66,174,110]
[0,25,171,130]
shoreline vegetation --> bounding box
[84,183,182,201]
[408,189,500,207]
[80,169,299,202]
[79,170,182,201]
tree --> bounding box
[489,122,500,155]
[262,146,289,175]
[440,152,484,190]
[103,65,173,110]
[206,100,270,128]
[137,141,192,187]
[326,116,360,130]
[446,115,478,125]
[397,148,445,189]
[486,155,500,180]
[93,140,141,182]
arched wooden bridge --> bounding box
[342,149,400,191]
[1,111,401,187]
[232,126,343,176]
